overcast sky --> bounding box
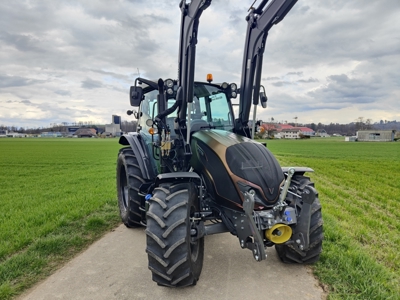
[1,0,399,128]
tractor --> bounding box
[116,0,323,287]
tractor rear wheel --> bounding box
[275,175,323,264]
[116,147,145,227]
[146,182,204,287]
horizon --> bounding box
[2,118,399,132]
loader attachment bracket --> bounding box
[240,192,267,262]
[291,185,316,255]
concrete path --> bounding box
[20,224,325,300]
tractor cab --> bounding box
[132,79,237,138]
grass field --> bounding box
[0,137,399,299]
[0,138,122,299]
[266,137,400,299]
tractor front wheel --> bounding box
[116,147,145,227]
[146,182,204,287]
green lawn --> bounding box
[265,137,400,299]
[0,138,122,299]
[0,137,399,299]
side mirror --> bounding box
[127,110,140,119]
[130,86,143,107]
[260,92,268,108]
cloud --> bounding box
[54,90,72,96]
[0,75,44,88]
[0,32,43,52]
[0,0,399,127]
[286,71,303,76]
[81,78,104,89]
[297,78,319,83]
[271,81,296,87]
[307,73,389,105]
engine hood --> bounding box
[191,130,284,207]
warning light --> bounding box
[206,74,213,83]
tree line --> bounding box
[1,118,399,136]
[261,117,399,136]
[302,118,399,136]
[0,120,137,134]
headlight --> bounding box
[167,88,174,95]
[165,79,174,88]
[230,83,237,91]
[221,82,229,89]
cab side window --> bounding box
[138,90,158,132]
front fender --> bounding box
[155,172,201,186]
[119,133,157,180]
[282,167,314,176]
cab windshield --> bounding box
[191,83,234,131]
[138,82,234,132]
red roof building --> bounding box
[275,124,315,138]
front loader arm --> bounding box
[177,0,211,123]
[235,0,297,136]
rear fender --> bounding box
[119,133,157,180]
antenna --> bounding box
[248,0,257,12]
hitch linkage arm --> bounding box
[242,192,266,261]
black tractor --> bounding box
[116,0,323,287]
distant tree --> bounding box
[121,120,137,133]
[365,118,373,130]
[355,117,364,130]
[261,123,277,138]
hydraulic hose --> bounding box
[155,86,182,122]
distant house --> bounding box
[0,130,7,138]
[316,129,330,137]
[295,127,315,137]
[276,124,294,131]
[74,128,97,138]
[357,130,395,142]
[345,136,357,142]
[2,131,27,138]
[285,129,301,139]
[105,115,122,137]
[276,124,315,139]
[41,132,62,138]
